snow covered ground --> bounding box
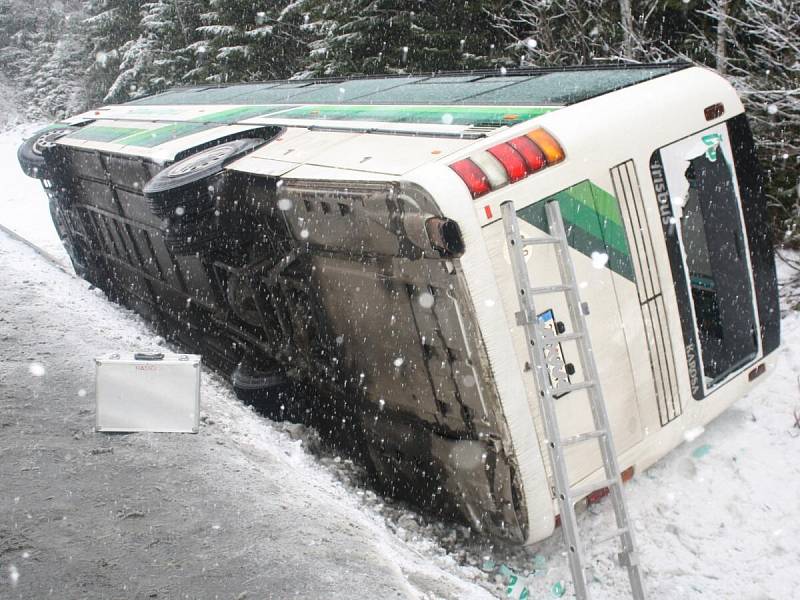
[1,124,798,599]
[0,123,71,269]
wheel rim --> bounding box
[166,145,235,178]
[32,130,70,156]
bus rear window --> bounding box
[650,122,760,396]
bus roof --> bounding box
[130,63,689,108]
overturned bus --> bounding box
[19,64,780,544]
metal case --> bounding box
[95,353,201,433]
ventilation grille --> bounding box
[460,125,503,138]
[611,160,682,426]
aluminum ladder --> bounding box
[501,199,647,600]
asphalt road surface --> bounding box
[0,230,492,600]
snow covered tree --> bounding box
[305,0,507,76]
[0,0,89,119]
[491,0,675,67]
[84,0,145,103]
[189,0,307,84]
[102,1,199,101]
[687,0,799,245]
[731,0,800,246]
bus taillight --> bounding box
[449,128,565,199]
[449,158,491,198]
[487,143,528,183]
[527,129,565,164]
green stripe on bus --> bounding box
[517,180,635,282]
[68,125,144,142]
[189,105,292,123]
[279,104,555,125]
[553,194,629,257]
[117,122,212,147]
[563,179,625,227]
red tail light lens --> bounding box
[507,135,546,172]
[449,127,565,203]
[450,158,491,198]
[487,143,527,183]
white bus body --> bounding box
[20,64,779,544]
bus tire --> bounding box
[231,361,293,416]
[17,125,75,179]
[143,138,264,197]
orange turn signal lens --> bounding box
[526,129,565,165]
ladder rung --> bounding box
[561,429,607,446]
[618,550,640,568]
[590,526,628,546]
[550,331,583,343]
[522,237,560,246]
[558,380,596,394]
[527,283,572,295]
[569,477,618,502]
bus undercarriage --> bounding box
[35,131,528,542]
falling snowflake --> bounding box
[299,229,310,239]
[441,113,454,125]
[767,104,778,115]
[28,362,45,377]
[591,251,609,269]
[418,292,435,309]
[77,388,87,397]
[277,198,292,211]
[393,357,405,368]
[524,37,537,49]
[8,565,19,587]
[174,206,185,216]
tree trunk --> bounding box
[619,0,634,58]
[173,0,190,46]
[716,0,729,75]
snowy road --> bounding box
[0,229,497,599]
[1,124,799,599]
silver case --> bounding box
[95,353,201,433]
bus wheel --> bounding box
[17,126,75,179]
[144,138,264,197]
[231,360,293,417]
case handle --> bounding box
[134,352,165,361]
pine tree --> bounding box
[84,0,145,103]
[306,0,506,76]
[191,0,307,84]
[0,0,89,119]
